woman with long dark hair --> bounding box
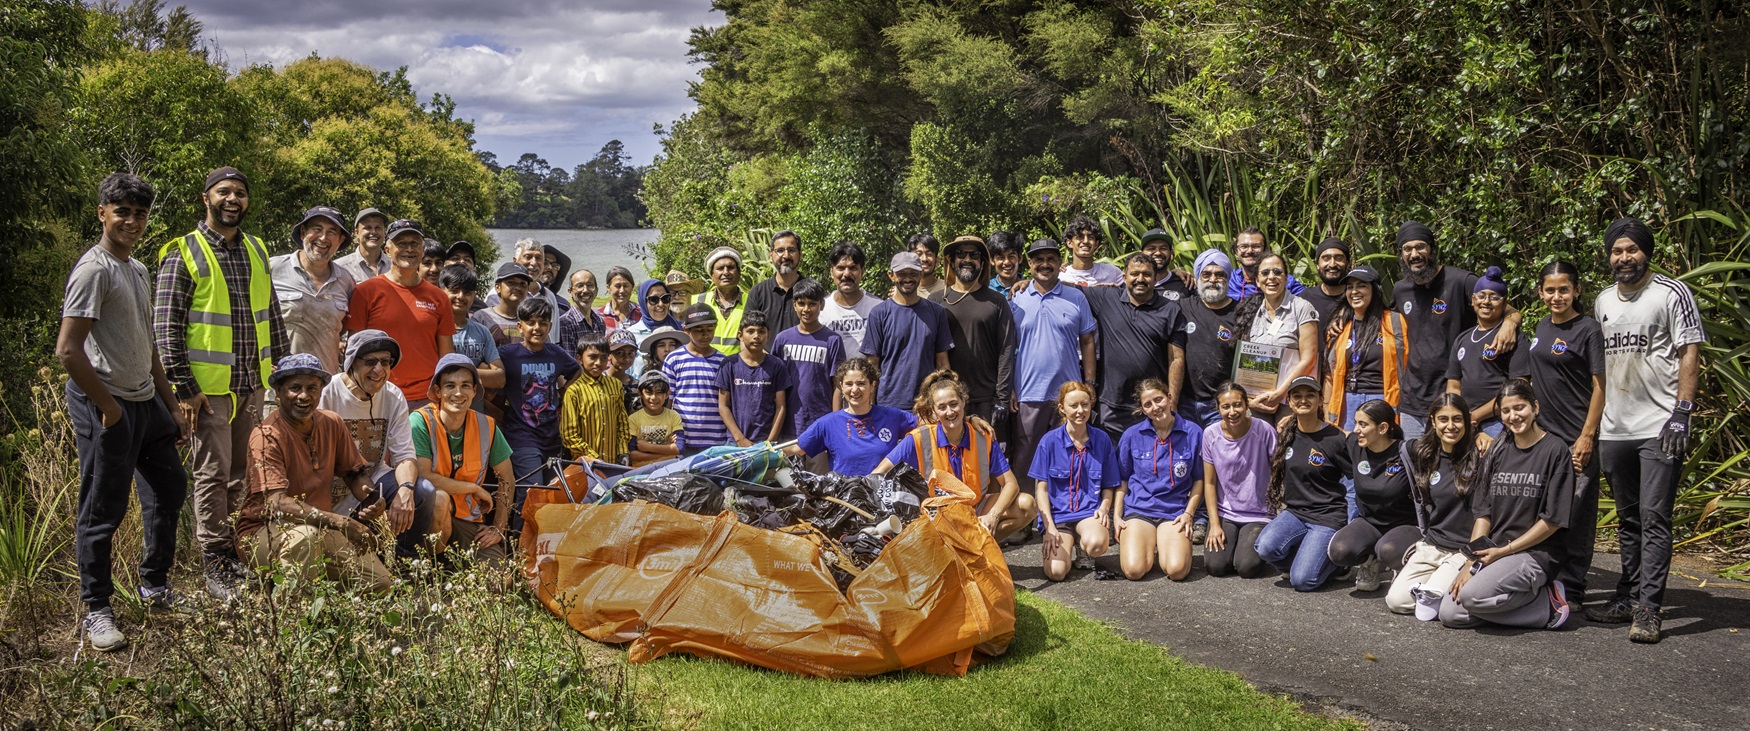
[1327,399,1420,591]
[1443,267,1520,438]
[1385,393,1480,617]
[1323,267,1408,431]
[1439,379,1576,630]
[1252,376,1353,591]
[1511,259,1606,607]
[1201,382,1276,578]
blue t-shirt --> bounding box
[1117,417,1203,520]
[716,353,793,442]
[497,342,580,457]
[450,318,500,412]
[1227,267,1307,301]
[861,298,954,409]
[772,326,845,437]
[1010,282,1097,402]
[1029,426,1121,525]
[797,406,918,476]
[664,346,729,448]
[882,422,1013,481]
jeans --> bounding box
[1254,511,1340,591]
[67,383,189,610]
[1600,437,1679,609]
[1400,412,1427,443]
[1340,392,1385,431]
[1178,399,1221,430]
[373,472,439,560]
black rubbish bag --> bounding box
[614,474,725,515]
[731,483,810,530]
[872,463,931,522]
[791,471,883,538]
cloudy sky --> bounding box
[182,0,719,169]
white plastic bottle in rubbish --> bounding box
[861,516,902,539]
[775,467,796,489]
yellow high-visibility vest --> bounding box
[692,289,745,355]
[159,229,275,407]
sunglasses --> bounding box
[358,356,395,369]
[1257,268,1286,277]
[648,294,675,304]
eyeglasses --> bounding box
[1257,268,1286,278]
[359,356,394,369]
[1474,292,1504,302]
[648,294,674,304]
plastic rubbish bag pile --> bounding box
[518,444,1016,678]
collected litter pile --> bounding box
[518,443,1016,678]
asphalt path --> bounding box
[1002,541,1750,730]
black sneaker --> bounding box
[1191,521,1209,545]
[203,556,241,601]
[1629,606,1663,644]
[1585,596,1633,624]
[139,584,194,615]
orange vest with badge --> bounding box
[1325,311,1409,423]
[419,404,497,522]
[910,423,992,501]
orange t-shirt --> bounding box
[343,276,456,397]
[239,409,369,539]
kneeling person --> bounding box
[240,355,391,592]
[416,355,516,563]
[873,370,1035,541]
[320,330,442,559]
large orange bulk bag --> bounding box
[522,470,1015,678]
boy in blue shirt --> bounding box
[495,297,579,533]
[772,279,845,441]
[718,311,791,446]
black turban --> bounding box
[1603,217,1655,259]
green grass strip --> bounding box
[638,589,1358,730]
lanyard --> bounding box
[1067,443,1088,512]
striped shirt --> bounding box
[153,221,291,398]
[559,372,630,462]
[664,346,729,448]
[1596,273,1707,440]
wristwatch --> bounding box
[1675,400,1695,413]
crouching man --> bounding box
[414,354,517,564]
[239,354,391,592]
[319,330,443,559]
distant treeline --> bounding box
[484,142,648,230]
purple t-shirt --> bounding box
[716,353,793,442]
[1201,417,1276,524]
[772,326,846,437]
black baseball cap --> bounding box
[1025,238,1062,257]
[493,261,533,284]
[1139,228,1172,245]
[681,303,718,330]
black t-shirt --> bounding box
[1409,448,1477,551]
[929,285,1015,405]
[1349,438,1415,530]
[745,277,817,335]
[1154,275,1196,304]
[1512,315,1604,444]
[1474,433,1574,570]
[1282,424,1354,529]
[1444,323,1521,414]
[1178,298,1243,404]
[1345,329,1387,394]
[1299,284,1347,344]
[1392,266,1478,417]
[1084,286,1186,433]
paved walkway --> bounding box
[1003,543,1750,730]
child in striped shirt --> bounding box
[560,334,630,464]
[664,304,730,453]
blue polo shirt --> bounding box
[1029,425,1121,525]
[1117,417,1203,520]
[1010,281,1096,402]
[1227,267,1306,301]
[882,422,1012,480]
[797,406,917,476]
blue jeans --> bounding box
[1179,399,1221,430]
[1254,511,1340,591]
[372,471,438,560]
[1340,392,1385,431]
[1400,412,1427,443]
[1478,419,1504,439]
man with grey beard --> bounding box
[929,235,1015,422]
[1176,249,1247,429]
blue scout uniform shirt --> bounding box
[883,422,1013,479]
[1010,281,1096,402]
[798,406,918,476]
[1117,416,1203,520]
[1029,425,1121,525]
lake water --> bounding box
[486,228,662,280]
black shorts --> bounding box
[1122,512,1171,527]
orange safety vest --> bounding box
[1325,311,1409,423]
[911,423,992,496]
[419,404,497,522]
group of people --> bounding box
[60,165,1702,655]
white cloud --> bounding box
[180,0,717,167]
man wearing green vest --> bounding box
[153,166,291,600]
[694,246,746,355]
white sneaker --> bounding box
[1355,556,1384,592]
[84,608,127,652]
[1410,584,1443,622]
[1545,582,1572,630]
[1071,544,1095,571]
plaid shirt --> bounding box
[556,302,607,357]
[154,221,292,398]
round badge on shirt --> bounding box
[1286,447,1295,460]
[1402,301,1413,315]
[878,428,893,442]
[1457,347,1466,361]
[1431,470,1443,485]
[1358,460,1372,475]
[1185,321,1198,334]
[1173,460,1188,479]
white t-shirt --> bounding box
[1246,293,1321,383]
[1059,262,1124,287]
[318,377,416,484]
[821,290,882,357]
[1596,275,1705,440]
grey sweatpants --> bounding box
[1438,552,1554,629]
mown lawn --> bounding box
[634,589,1358,731]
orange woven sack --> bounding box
[522,469,1014,678]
